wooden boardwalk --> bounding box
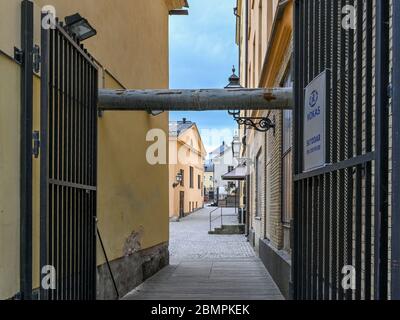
[123,258,284,300]
[124,208,284,300]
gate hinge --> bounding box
[33,131,40,159]
[33,45,41,74]
[14,46,40,73]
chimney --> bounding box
[182,118,187,123]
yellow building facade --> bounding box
[236,0,293,299]
[169,119,206,219]
[0,0,187,300]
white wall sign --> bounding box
[303,71,327,172]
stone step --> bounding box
[208,224,245,235]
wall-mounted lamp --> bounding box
[64,13,97,41]
[232,135,241,159]
[173,172,183,188]
[225,67,275,133]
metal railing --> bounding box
[209,207,240,232]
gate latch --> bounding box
[33,131,40,159]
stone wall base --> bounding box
[97,242,169,300]
[259,239,291,299]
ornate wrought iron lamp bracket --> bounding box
[228,110,276,133]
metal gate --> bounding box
[293,0,392,300]
[40,18,98,300]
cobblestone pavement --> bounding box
[169,207,255,263]
[123,207,284,300]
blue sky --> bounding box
[169,0,238,154]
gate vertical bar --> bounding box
[20,0,34,300]
[323,1,332,301]
[303,0,310,299]
[364,0,373,300]
[354,0,363,300]
[40,10,50,301]
[338,0,347,301]
[374,0,390,300]
[318,0,327,300]
[292,0,299,300]
[331,1,340,300]
[48,26,55,301]
[66,36,72,301]
[391,0,400,300]
[53,24,60,300]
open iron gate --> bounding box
[293,0,392,300]
[40,18,98,300]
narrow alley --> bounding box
[2,0,399,305]
[124,208,284,300]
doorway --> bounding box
[179,191,185,218]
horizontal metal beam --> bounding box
[97,87,293,111]
[294,152,375,181]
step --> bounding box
[208,224,245,235]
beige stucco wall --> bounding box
[33,0,174,89]
[0,54,21,299]
[0,0,183,299]
[97,72,170,265]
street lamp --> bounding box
[225,67,276,133]
[64,13,97,41]
[173,172,183,188]
[232,136,241,159]
[225,66,242,89]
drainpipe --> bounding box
[392,0,400,300]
